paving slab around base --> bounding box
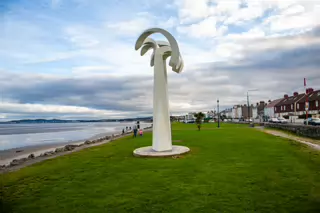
[133,145,190,157]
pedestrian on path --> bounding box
[133,127,138,138]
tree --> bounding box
[194,112,205,131]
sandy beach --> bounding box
[0,126,152,173]
[0,129,125,166]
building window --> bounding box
[297,103,299,109]
[281,106,283,111]
[274,107,276,112]
[291,104,293,110]
[284,105,286,110]
[316,100,319,107]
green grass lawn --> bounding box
[1,123,320,213]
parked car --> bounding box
[277,117,288,124]
[269,118,280,123]
[304,118,320,126]
[304,118,312,125]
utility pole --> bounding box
[304,78,309,125]
[217,99,220,128]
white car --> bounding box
[269,118,280,123]
[277,117,288,124]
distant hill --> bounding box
[0,117,153,124]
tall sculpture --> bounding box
[133,28,189,157]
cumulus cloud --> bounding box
[0,0,320,121]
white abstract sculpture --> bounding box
[133,28,189,157]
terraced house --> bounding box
[274,92,305,118]
[296,88,320,118]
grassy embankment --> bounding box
[1,123,320,213]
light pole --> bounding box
[247,89,258,123]
[217,99,220,128]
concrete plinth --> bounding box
[133,145,190,157]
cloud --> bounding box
[107,17,153,36]
[177,17,228,38]
[175,0,214,23]
[1,0,320,121]
[1,26,319,120]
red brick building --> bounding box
[274,92,305,117]
[296,88,320,117]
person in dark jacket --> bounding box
[133,128,138,138]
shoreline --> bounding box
[1,125,152,172]
[0,129,122,166]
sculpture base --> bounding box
[133,145,190,157]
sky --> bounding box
[0,0,320,121]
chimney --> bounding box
[306,88,314,94]
[293,92,298,96]
[284,94,289,98]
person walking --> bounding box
[133,127,138,138]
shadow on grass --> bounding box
[0,198,14,213]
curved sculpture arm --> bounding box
[158,46,172,55]
[158,45,183,72]
[140,44,154,56]
[163,52,172,61]
[142,38,157,47]
[140,38,157,67]
[158,46,172,61]
[173,56,184,73]
[157,41,170,47]
[135,28,180,70]
[141,44,156,67]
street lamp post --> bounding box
[247,89,258,123]
[247,91,250,122]
[217,99,220,128]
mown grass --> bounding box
[1,123,320,213]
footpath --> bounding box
[260,128,320,151]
